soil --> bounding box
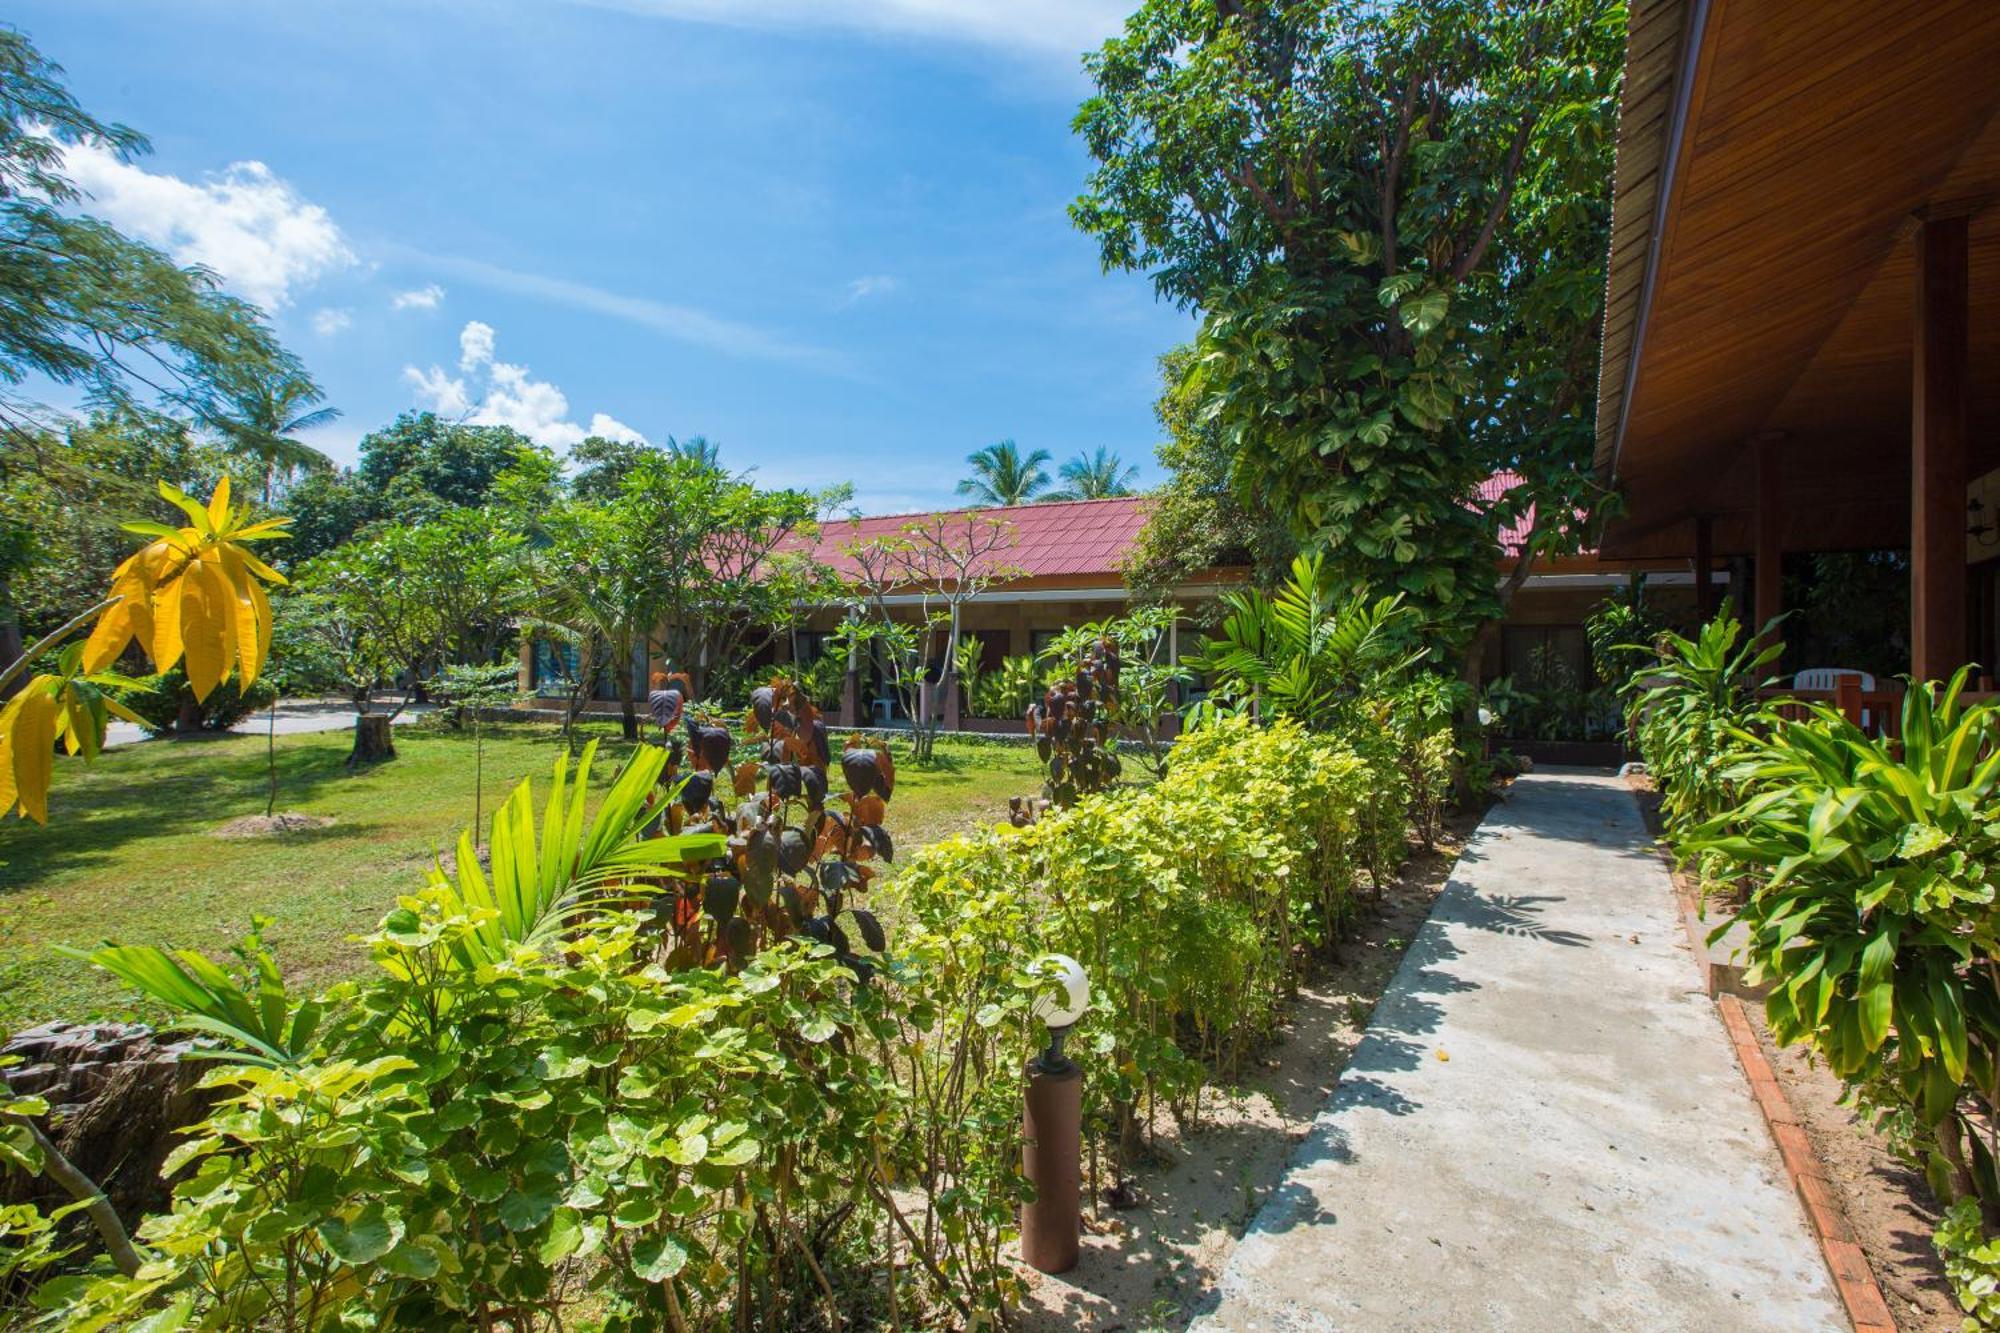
[1749,1014,1960,1331]
[210,812,335,839]
[1625,775,1962,1331]
[1010,799,1489,1331]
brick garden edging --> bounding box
[1714,992,1898,1331]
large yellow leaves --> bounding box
[79,479,290,699]
[0,689,57,824]
[5,478,289,824]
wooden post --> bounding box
[1913,214,1969,682]
[1693,514,1715,623]
[1754,436,1783,640]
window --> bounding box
[1502,625,1592,689]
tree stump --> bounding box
[348,713,395,767]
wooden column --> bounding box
[1913,214,1970,681]
[1754,435,1783,637]
[1693,514,1715,623]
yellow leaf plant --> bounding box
[0,478,290,822]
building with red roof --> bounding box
[526,483,1715,730]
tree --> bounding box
[215,367,338,504]
[955,439,1052,507]
[355,412,539,512]
[1073,0,1622,668]
[836,512,1022,762]
[298,508,525,763]
[0,408,229,659]
[0,29,294,441]
[1123,346,1294,614]
[434,662,520,837]
[666,434,723,470]
[1047,447,1139,501]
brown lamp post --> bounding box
[1021,953,1088,1275]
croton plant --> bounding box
[647,674,894,976]
[1022,632,1124,813]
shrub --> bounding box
[113,667,276,735]
[28,701,1410,1328]
[1689,671,2000,1239]
[1623,603,1780,856]
[899,713,1399,1166]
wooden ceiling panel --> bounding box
[1599,0,2000,557]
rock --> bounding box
[1,1021,218,1227]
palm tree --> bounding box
[217,370,339,504]
[956,439,1052,507]
[1047,447,1140,501]
[666,434,723,470]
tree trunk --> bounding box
[174,690,204,735]
[348,713,396,767]
[616,636,639,742]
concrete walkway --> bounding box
[1194,769,1845,1332]
[103,700,429,749]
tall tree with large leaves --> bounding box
[1074,0,1622,668]
[956,439,1052,507]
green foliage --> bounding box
[1190,551,1422,731]
[111,666,273,736]
[906,713,1405,1166]
[0,29,295,441]
[1123,345,1295,613]
[1047,447,1139,501]
[1623,605,1781,851]
[1688,672,2000,1237]
[1937,1198,2000,1330]
[1073,0,1623,655]
[972,653,1041,719]
[956,438,1052,507]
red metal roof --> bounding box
[791,476,1576,584]
[799,496,1154,582]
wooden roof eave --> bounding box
[1594,0,1706,483]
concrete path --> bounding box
[103,700,429,749]
[1193,769,1845,1332]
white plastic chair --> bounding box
[1793,668,1880,732]
[1792,667,1874,692]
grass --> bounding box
[0,719,1045,1031]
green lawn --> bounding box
[0,720,1044,1031]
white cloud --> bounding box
[405,321,649,451]
[311,307,353,336]
[59,142,354,309]
[842,274,899,306]
[392,283,446,311]
[458,319,496,371]
[386,248,844,373]
[570,0,1128,56]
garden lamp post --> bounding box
[1022,952,1088,1274]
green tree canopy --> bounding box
[214,367,338,504]
[1074,0,1622,662]
[955,439,1052,507]
[0,28,295,437]
[1123,346,1294,612]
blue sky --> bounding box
[19,0,1194,513]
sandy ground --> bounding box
[1009,802,1485,1331]
[1750,1014,1960,1330]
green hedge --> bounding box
[27,715,1416,1329]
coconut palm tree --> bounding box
[216,369,339,503]
[666,434,723,470]
[1047,447,1140,500]
[956,439,1052,507]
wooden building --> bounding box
[1596,0,2000,682]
